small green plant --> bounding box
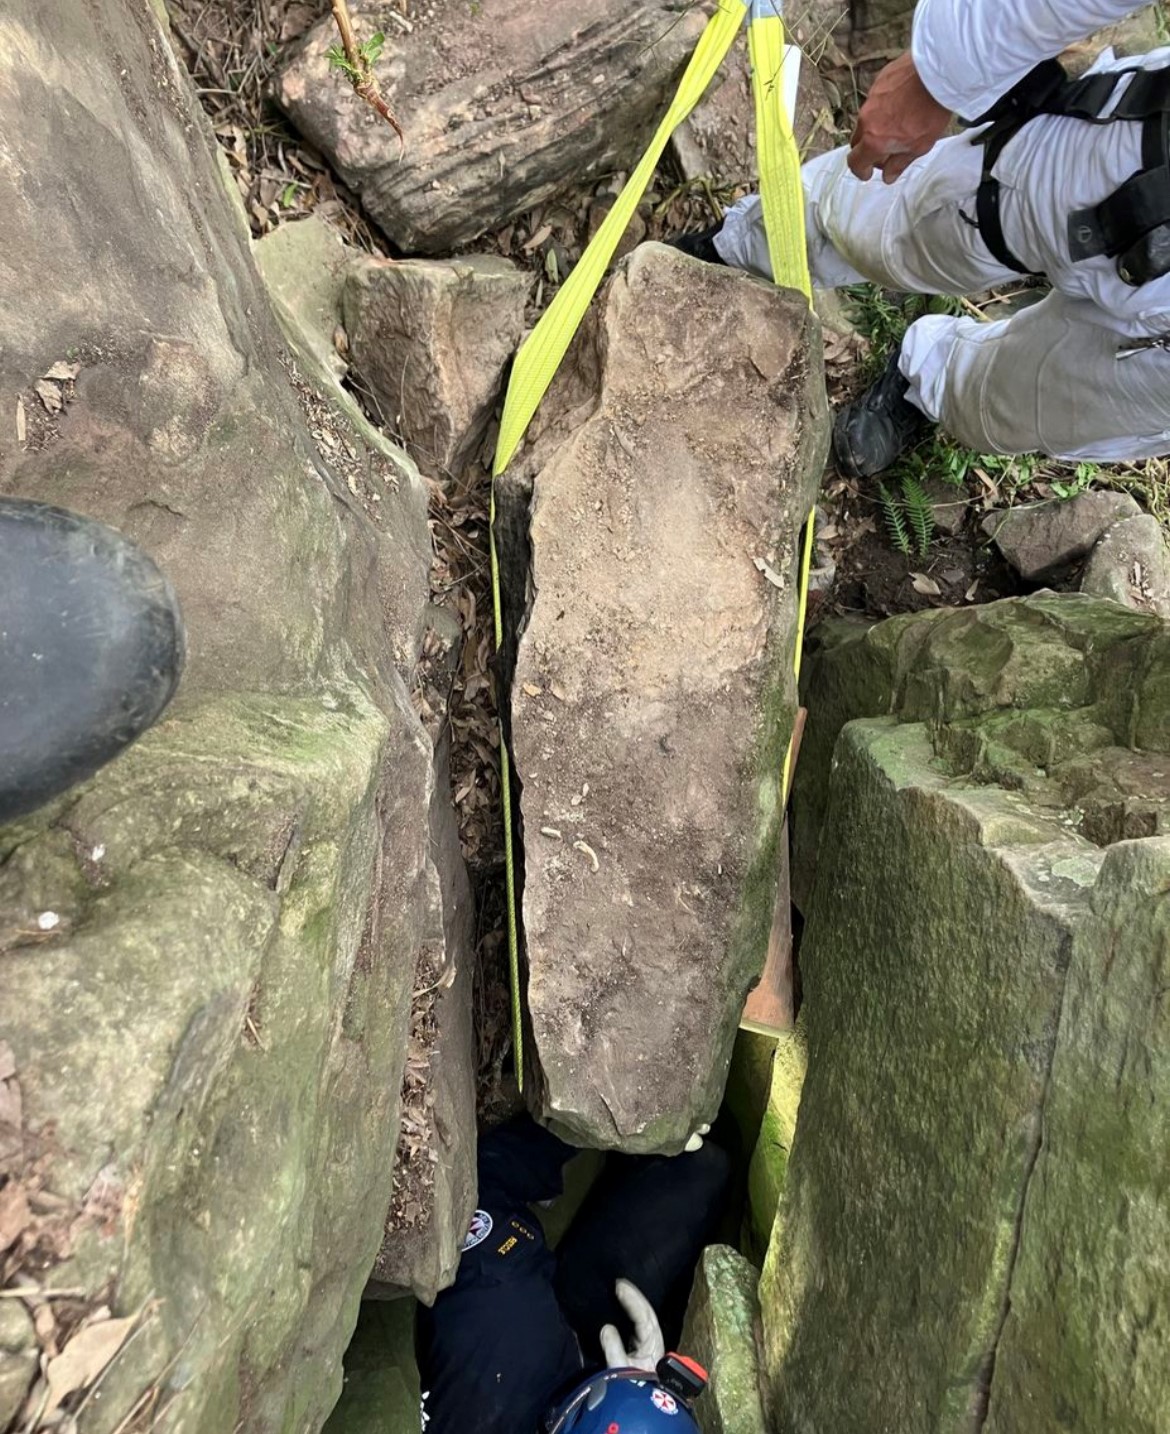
[844,285,968,380]
[878,481,913,556]
[326,29,385,80]
[1051,461,1101,500]
[325,1,403,146]
[900,474,935,557]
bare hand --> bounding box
[847,51,952,184]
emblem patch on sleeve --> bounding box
[461,1208,494,1251]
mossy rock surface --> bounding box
[681,1245,768,1434]
[0,4,463,1429]
[767,595,1170,1432]
[323,1300,421,1434]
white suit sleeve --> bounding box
[911,0,1150,118]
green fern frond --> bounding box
[878,481,912,556]
[901,474,935,558]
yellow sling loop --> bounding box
[489,0,814,1083]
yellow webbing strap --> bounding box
[748,0,812,301]
[781,510,816,804]
[492,0,748,477]
[489,0,749,1087]
[750,0,814,807]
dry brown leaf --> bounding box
[0,1180,30,1250]
[43,1312,138,1417]
[521,223,552,253]
[910,572,942,597]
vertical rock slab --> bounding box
[763,595,1170,1433]
[763,720,1100,1432]
[276,0,707,253]
[744,1024,806,1264]
[983,837,1170,1434]
[681,1245,768,1434]
[368,721,478,1306]
[504,244,828,1150]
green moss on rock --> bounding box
[681,1245,768,1434]
[766,594,1170,1432]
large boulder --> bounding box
[275,0,707,254]
[669,43,836,188]
[497,244,828,1150]
[255,217,481,1314]
[0,4,469,1430]
[762,595,1170,1433]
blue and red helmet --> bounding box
[544,1356,708,1434]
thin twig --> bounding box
[329,0,405,150]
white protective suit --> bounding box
[715,0,1170,462]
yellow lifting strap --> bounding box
[748,0,812,302]
[488,0,815,1085]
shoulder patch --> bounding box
[461,1208,494,1251]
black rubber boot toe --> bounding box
[0,498,185,824]
[666,223,727,266]
[832,347,930,480]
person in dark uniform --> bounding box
[416,1116,731,1434]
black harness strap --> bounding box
[968,60,1170,282]
[975,167,1038,274]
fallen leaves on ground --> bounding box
[42,1309,139,1418]
[170,0,390,252]
[382,955,442,1240]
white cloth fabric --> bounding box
[714,35,1170,461]
[911,0,1148,119]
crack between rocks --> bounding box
[971,931,1075,1432]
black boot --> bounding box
[0,499,185,824]
[833,347,930,479]
[666,223,727,266]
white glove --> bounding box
[600,1279,666,1373]
[684,1122,711,1154]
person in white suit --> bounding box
[703,1,1170,476]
